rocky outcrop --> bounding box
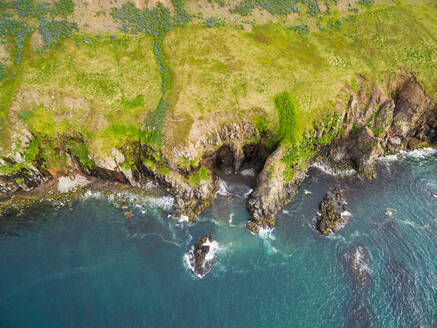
[316,187,348,235]
[247,75,436,232]
[246,145,308,232]
[0,158,49,195]
[185,234,218,278]
[330,76,434,178]
[152,168,218,224]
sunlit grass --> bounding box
[6,34,161,156]
[163,2,437,146]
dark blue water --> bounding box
[1,150,436,327]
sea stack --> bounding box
[185,234,218,278]
[316,187,349,235]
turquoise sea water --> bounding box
[1,150,436,327]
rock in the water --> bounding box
[246,220,260,234]
[185,234,218,279]
[316,187,348,235]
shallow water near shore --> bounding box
[1,151,437,327]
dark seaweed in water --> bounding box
[385,258,424,327]
[346,297,378,328]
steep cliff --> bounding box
[246,76,436,232]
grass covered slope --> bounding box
[163,3,437,149]
[5,35,161,155]
[0,0,436,178]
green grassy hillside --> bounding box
[0,0,436,173]
[163,3,437,147]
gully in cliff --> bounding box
[185,234,218,279]
[316,187,350,235]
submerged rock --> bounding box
[316,187,348,235]
[346,297,377,328]
[185,234,218,279]
[342,245,371,291]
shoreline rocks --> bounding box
[246,76,437,233]
[1,75,436,232]
[185,234,218,279]
[316,187,348,235]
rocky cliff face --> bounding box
[246,75,436,231]
[0,117,268,223]
[0,76,435,230]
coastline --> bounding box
[1,76,437,232]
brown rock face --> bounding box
[388,77,431,151]
[246,75,435,233]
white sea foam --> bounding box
[240,168,256,176]
[377,153,400,163]
[265,241,278,254]
[283,210,289,214]
[183,253,191,270]
[337,210,352,230]
[216,178,253,198]
[400,148,437,159]
[81,189,174,213]
[82,190,103,199]
[216,178,229,196]
[398,219,428,230]
[312,161,356,177]
[228,213,234,225]
[143,196,174,211]
[341,210,352,218]
[203,239,219,262]
[243,188,254,197]
[258,226,275,240]
[385,208,396,217]
[378,148,437,163]
[350,246,372,275]
[179,215,189,223]
[57,174,90,193]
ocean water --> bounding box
[1,151,436,327]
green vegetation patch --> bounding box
[111,0,191,144]
[188,166,210,185]
[0,0,77,150]
[275,91,300,145]
[8,34,161,158]
[281,113,342,181]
